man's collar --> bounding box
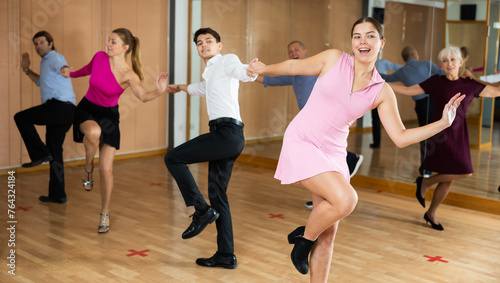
[206,54,222,66]
[41,50,56,59]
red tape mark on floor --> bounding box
[423,255,448,263]
[269,214,284,219]
[127,249,150,257]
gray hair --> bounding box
[438,46,462,62]
[288,40,305,49]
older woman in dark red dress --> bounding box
[390,46,500,230]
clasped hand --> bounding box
[60,66,73,78]
[247,58,266,77]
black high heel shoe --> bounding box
[415,176,425,208]
[291,236,317,274]
[424,213,443,231]
[287,226,305,244]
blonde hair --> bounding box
[113,28,144,80]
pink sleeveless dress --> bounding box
[275,53,384,184]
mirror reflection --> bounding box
[191,0,500,204]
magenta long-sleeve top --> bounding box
[70,51,125,107]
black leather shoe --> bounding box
[196,252,237,269]
[291,236,316,274]
[39,196,66,204]
[182,207,219,239]
[22,155,53,168]
[287,226,305,244]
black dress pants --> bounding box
[14,99,75,199]
[415,96,434,175]
[164,121,245,254]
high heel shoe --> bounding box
[287,226,305,244]
[82,166,94,191]
[424,213,443,231]
[98,213,110,234]
[291,236,317,274]
[415,176,425,208]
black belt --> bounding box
[49,98,74,105]
[209,117,244,128]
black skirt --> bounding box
[73,96,120,150]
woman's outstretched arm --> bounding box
[376,83,464,148]
[248,49,343,77]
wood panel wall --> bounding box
[1,0,169,168]
[199,0,362,139]
[383,1,444,121]
[447,22,487,77]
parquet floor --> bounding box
[1,153,500,282]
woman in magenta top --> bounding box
[62,28,168,233]
[248,17,464,281]
[390,46,500,231]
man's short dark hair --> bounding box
[33,31,55,51]
[288,41,305,49]
[193,28,221,44]
[401,46,416,62]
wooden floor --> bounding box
[1,153,500,282]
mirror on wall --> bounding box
[446,0,497,147]
[190,0,499,203]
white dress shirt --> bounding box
[187,54,256,121]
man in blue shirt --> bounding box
[256,41,363,209]
[15,31,76,203]
[382,46,444,176]
[259,41,317,109]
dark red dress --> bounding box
[419,75,485,174]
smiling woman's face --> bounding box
[351,22,385,63]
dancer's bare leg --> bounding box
[309,193,338,283]
[97,143,116,232]
[300,172,357,240]
[79,120,100,171]
[298,172,357,281]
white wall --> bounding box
[173,0,189,147]
[446,1,487,21]
[189,0,202,140]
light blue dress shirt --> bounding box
[36,50,76,104]
[375,59,403,75]
[381,59,444,101]
[263,74,317,110]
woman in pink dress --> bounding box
[248,17,464,281]
[62,28,168,233]
[390,46,500,231]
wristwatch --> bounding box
[24,67,29,74]
[176,85,180,91]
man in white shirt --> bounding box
[165,28,256,269]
